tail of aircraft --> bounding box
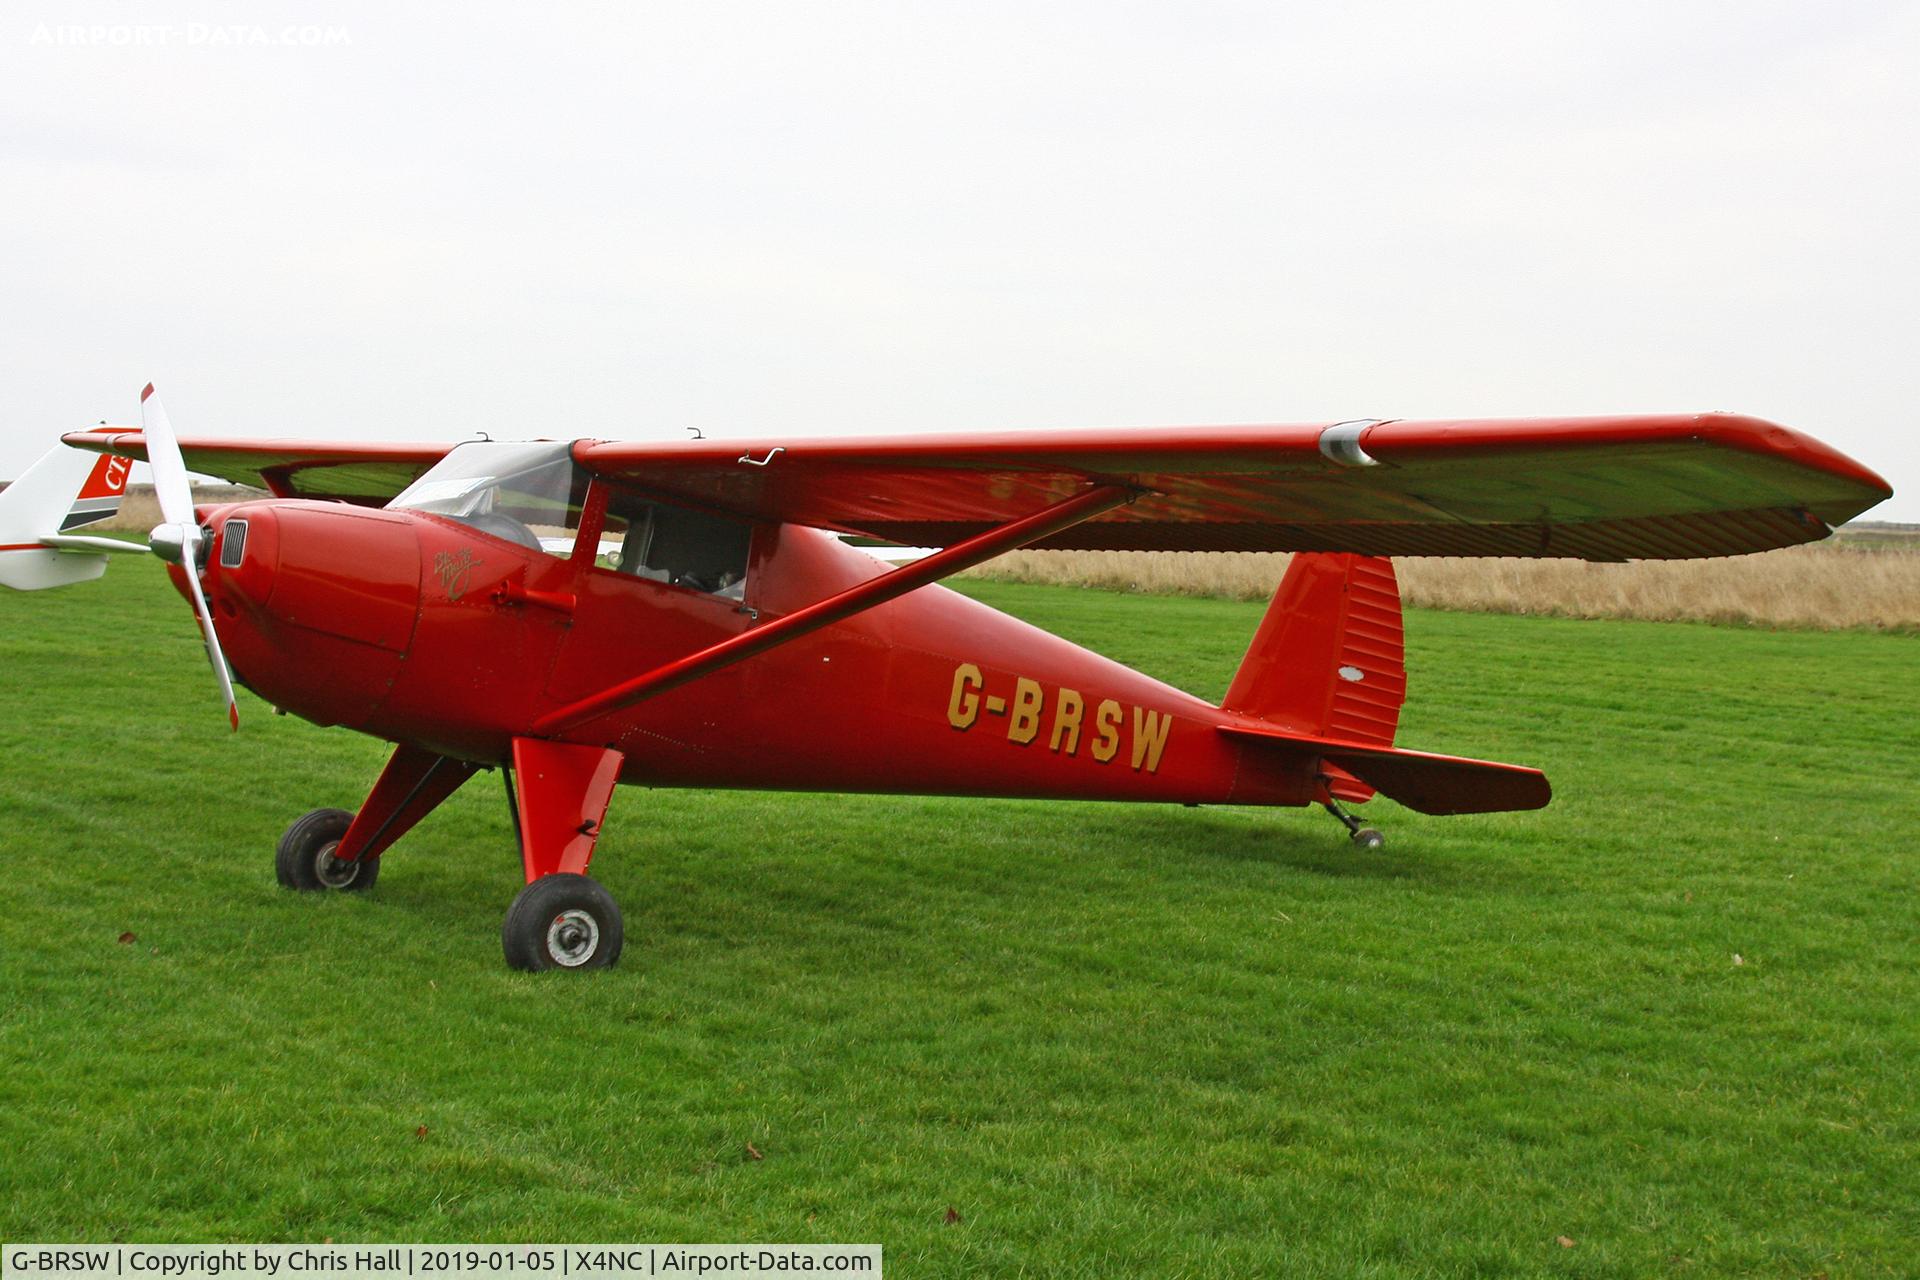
[1222,553,1407,802]
[0,437,142,591]
[1222,553,1550,815]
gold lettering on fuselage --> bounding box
[1008,677,1044,744]
[945,665,1173,773]
[1130,705,1173,772]
[1091,699,1122,763]
[1049,688,1084,754]
[948,663,983,729]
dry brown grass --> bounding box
[964,539,1920,632]
[94,486,262,531]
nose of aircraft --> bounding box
[181,501,423,729]
[164,505,276,620]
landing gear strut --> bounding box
[274,747,480,895]
[276,807,381,891]
[1322,799,1385,851]
[500,737,627,971]
[270,739,630,972]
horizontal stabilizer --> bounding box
[1221,721,1550,815]
[39,534,147,554]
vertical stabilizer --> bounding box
[1221,553,1406,801]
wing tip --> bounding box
[140,382,155,403]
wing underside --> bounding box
[58,433,454,506]
[571,414,1891,560]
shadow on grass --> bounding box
[1071,804,1521,888]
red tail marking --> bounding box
[77,453,132,500]
[140,383,155,403]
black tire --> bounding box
[1351,827,1385,851]
[275,807,380,892]
[502,874,624,971]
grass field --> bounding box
[2,571,1916,1277]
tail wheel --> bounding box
[503,873,624,971]
[275,807,380,892]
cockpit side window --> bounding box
[595,492,752,599]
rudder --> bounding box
[1221,553,1406,800]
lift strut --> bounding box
[534,483,1136,735]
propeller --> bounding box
[141,383,240,731]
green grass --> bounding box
[2,571,1916,1277]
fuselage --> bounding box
[180,498,1316,808]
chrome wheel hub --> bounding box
[547,909,600,967]
[314,840,360,889]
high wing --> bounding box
[63,413,1891,560]
[573,414,1890,560]
[59,432,455,506]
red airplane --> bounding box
[2,388,1892,970]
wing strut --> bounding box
[534,483,1136,735]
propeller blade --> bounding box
[140,383,240,731]
[181,550,241,731]
[140,383,196,528]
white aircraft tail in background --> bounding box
[0,433,146,590]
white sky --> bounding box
[3,0,1914,520]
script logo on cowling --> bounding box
[433,549,479,601]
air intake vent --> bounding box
[220,519,249,568]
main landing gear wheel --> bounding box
[275,807,381,892]
[502,873,624,971]
[1351,827,1386,851]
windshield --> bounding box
[389,441,586,554]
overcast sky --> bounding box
[3,1,1914,520]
